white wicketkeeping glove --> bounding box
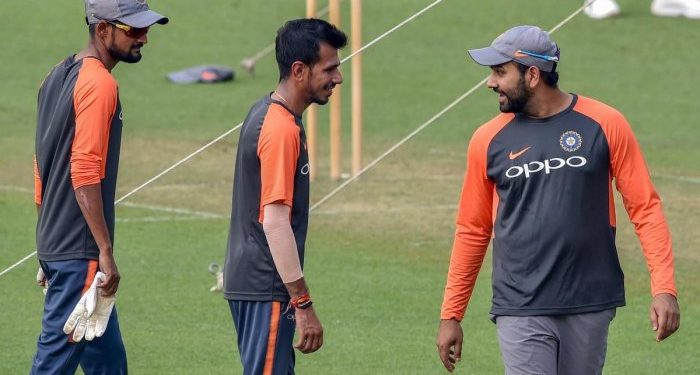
[209,263,223,292]
[84,285,115,341]
[63,272,115,342]
[210,271,223,292]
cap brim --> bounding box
[467,46,512,67]
[118,10,168,28]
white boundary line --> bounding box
[121,204,460,221]
[313,204,457,215]
[0,185,454,216]
[113,126,241,205]
[5,167,700,201]
[119,201,226,219]
[0,252,37,278]
[655,174,700,184]
[117,216,219,223]
[0,185,33,194]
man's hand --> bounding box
[650,293,680,342]
[98,250,120,297]
[36,267,48,295]
[294,307,323,354]
[437,319,463,373]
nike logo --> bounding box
[508,146,531,160]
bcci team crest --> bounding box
[560,131,582,152]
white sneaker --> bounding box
[584,0,622,19]
[651,0,700,19]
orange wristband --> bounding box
[291,294,313,309]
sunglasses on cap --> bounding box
[515,49,559,62]
[108,21,149,39]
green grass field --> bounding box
[1,0,699,373]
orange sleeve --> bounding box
[441,114,512,321]
[34,155,42,205]
[577,97,676,297]
[257,104,300,219]
[70,59,118,190]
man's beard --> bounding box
[309,83,335,105]
[311,95,329,105]
[497,75,531,113]
[108,42,142,64]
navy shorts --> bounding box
[229,300,296,375]
[30,259,127,375]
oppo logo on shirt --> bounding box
[505,156,587,179]
[300,163,310,175]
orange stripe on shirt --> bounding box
[257,103,301,222]
[574,96,676,297]
[441,113,514,321]
[70,58,118,190]
[262,301,281,375]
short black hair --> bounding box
[516,62,559,88]
[275,18,347,81]
[89,23,97,37]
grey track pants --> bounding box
[495,309,616,375]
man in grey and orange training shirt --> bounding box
[31,0,167,373]
[223,19,346,375]
[435,26,680,374]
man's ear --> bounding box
[290,61,307,82]
[528,66,541,89]
[95,20,112,38]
